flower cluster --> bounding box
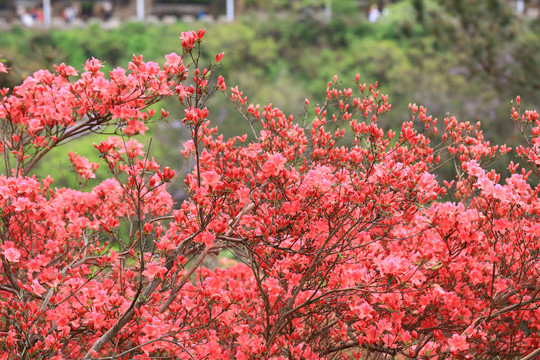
[1,30,539,360]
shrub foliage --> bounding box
[0,30,539,359]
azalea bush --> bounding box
[1,30,539,360]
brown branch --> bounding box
[520,347,540,360]
[159,246,209,313]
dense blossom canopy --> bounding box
[0,30,539,360]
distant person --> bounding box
[32,8,44,23]
[17,6,34,27]
[102,1,113,20]
[368,4,381,23]
[63,4,76,24]
[197,9,206,20]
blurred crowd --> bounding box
[1,0,538,30]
